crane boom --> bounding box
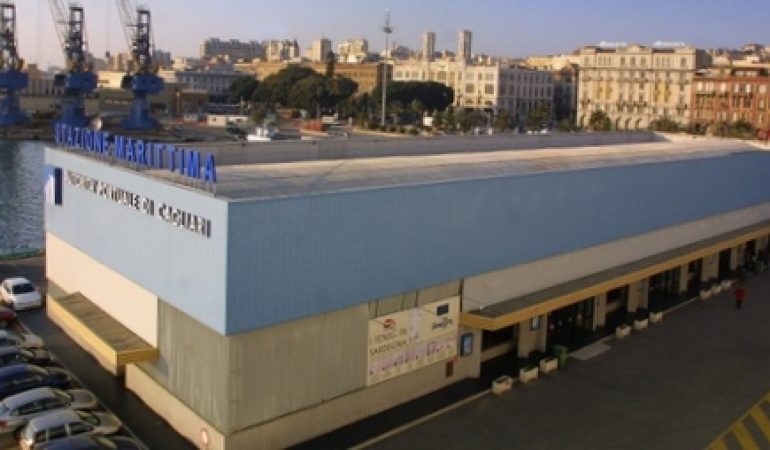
[115,0,163,129]
[0,1,28,126]
[48,0,96,127]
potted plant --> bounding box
[519,364,539,383]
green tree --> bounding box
[229,76,259,104]
[455,110,486,132]
[371,81,454,114]
[650,116,680,132]
[526,103,551,131]
[494,109,513,131]
[253,65,318,106]
[588,110,612,131]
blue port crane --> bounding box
[0,1,28,127]
[49,0,97,128]
[116,0,163,130]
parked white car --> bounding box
[19,410,122,449]
[0,387,99,436]
[0,278,42,310]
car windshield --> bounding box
[78,411,100,426]
[53,389,73,403]
[0,401,8,416]
[11,283,34,295]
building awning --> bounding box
[460,221,770,331]
[47,293,158,375]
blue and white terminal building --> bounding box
[44,130,770,449]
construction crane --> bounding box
[0,1,28,126]
[116,0,163,130]
[49,0,97,128]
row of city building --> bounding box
[21,30,770,134]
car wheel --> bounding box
[13,427,22,440]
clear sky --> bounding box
[16,0,770,69]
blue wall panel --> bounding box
[45,149,230,334]
[226,151,770,334]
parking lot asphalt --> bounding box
[366,271,770,450]
[0,256,195,450]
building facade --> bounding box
[691,65,770,135]
[526,55,581,124]
[45,134,770,449]
[306,38,332,63]
[160,68,243,103]
[577,43,711,130]
[235,61,388,94]
[338,38,369,63]
[200,38,263,61]
[458,30,472,63]
[422,31,436,62]
[392,60,553,120]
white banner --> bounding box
[367,296,459,386]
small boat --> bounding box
[247,126,276,142]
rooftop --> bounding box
[150,138,759,201]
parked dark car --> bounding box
[0,346,54,367]
[0,306,16,327]
[35,434,144,449]
[0,364,69,399]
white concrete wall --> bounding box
[464,202,770,310]
[46,232,158,346]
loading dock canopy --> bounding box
[47,293,158,375]
[460,221,770,331]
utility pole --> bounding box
[380,10,393,127]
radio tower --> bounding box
[380,10,392,128]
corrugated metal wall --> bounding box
[226,303,368,431]
[140,300,368,433]
[140,301,230,431]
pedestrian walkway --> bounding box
[707,391,770,450]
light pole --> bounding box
[380,10,393,128]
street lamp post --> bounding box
[381,10,393,128]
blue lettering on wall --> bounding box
[53,123,218,184]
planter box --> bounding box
[492,375,513,395]
[615,324,631,339]
[700,289,712,300]
[633,318,649,331]
[539,357,558,374]
[649,311,664,324]
[711,284,722,295]
[721,280,732,290]
[518,366,539,384]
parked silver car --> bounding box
[0,387,99,436]
[19,410,121,450]
[0,330,44,349]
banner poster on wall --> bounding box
[366,296,459,386]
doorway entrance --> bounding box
[547,297,595,351]
[649,267,681,311]
[604,286,629,334]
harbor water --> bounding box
[0,140,45,255]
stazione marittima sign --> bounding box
[54,123,217,184]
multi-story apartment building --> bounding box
[234,61,388,95]
[577,43,711,130]
[526,55,581,123]
[338,39,369,63]
[200,38,263,61]
[691,64,770,135]
[160,67,244,103]
[265,40,301,62]
[422,32,436,62]
[392,60,553,122]
[306,38,332,63]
